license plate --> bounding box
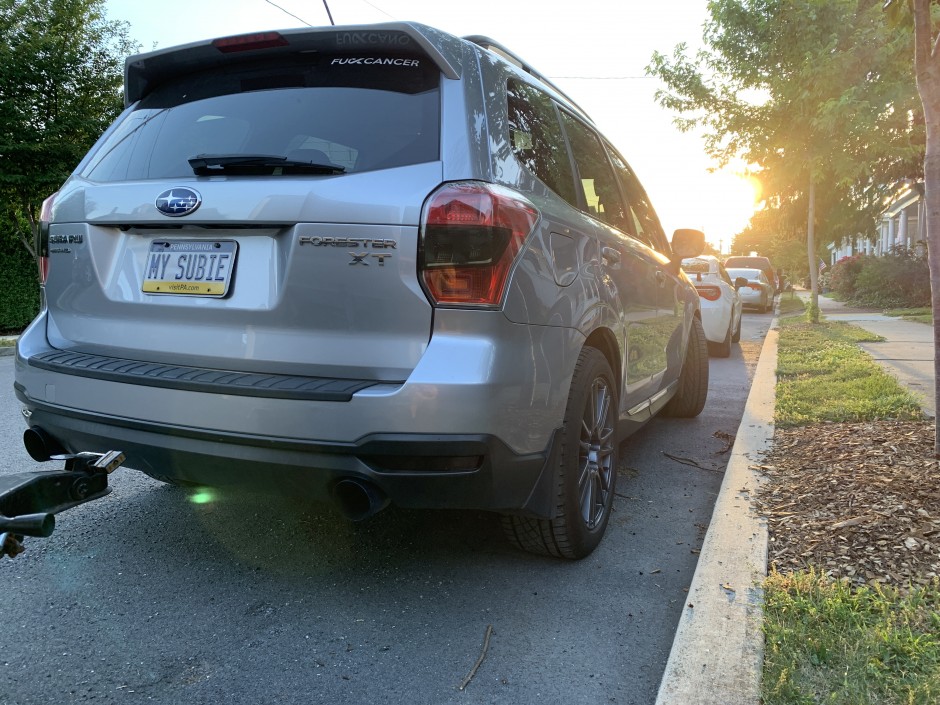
[142,240,238,297]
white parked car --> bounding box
[681,256,744,357]
[726,267,775,313]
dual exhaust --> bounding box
[23,426,390,521]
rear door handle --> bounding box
[655,270,667,286]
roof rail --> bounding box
[462,35,593,122]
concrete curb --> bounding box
[655,317,777,705]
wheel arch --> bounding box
[583,327,622,401]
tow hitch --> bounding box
[0,450,125,559]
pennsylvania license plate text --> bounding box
[142,240,237,297]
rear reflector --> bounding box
[695,285,722,301]
[419,182,539,307]
[212,32,289,53]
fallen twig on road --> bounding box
[662,452,722,472]
[458,624,493,691]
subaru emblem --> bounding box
[155,188,202,217]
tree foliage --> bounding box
[647,0,923,283]
[0,0,135,329]
[0,0,135,255]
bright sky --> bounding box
[102,0,760,252]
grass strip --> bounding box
[774,314,922,427]
[777,294,806,316]
[762,570,940,705]
[884,307,933,325]
[764,309,937,703]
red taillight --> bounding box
[212,32,289,53]
[419,182,539,307]
[37,192,57,285]
[695,285,722,301]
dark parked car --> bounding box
[724,255,779,293]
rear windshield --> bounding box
[725,257,770,269]
[82,54,441,181]
[727,268,763,280]
[681,258,712,273]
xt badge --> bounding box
[349,252,392,266]
[299,235,396,267]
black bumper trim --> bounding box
[27,349,395,402]
[15,392,561,518]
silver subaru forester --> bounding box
[15,22,708,558]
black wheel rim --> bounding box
[578,377,615,530]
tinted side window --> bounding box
[506,79,577,205]
[606,145,669,253]
[557,113,629,232]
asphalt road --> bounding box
[0,313,769,705]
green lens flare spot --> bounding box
[189,488,215,505]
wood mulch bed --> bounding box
[756,419,940,589]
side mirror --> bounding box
[734,277,748,290]
[671,229,705,260]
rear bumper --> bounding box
[698,300,730,343]
[15,390,561,518]
[737,290,765,308]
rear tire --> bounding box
[501,347,618,559]
[707,320,732,358]
[731,315,741,343]
[661,317,709,418]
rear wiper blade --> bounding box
[188,154,346,175]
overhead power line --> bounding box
[263,0,313,26]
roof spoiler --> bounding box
[124,22,462,106]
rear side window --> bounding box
[558,112,630,233]
[506,79,577,205]
[83,55,440,181]
[605,144,669,253]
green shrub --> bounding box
[852,249,930,308]
[0,237,40,333]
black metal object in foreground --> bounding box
[0,450,125,558]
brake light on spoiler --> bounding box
[212,32,289,53]
[419,182,539,307]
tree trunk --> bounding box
[923,117,940,457]
[912,0,940,456]
[805,179,819,323]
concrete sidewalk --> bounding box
[812,295,936,418]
